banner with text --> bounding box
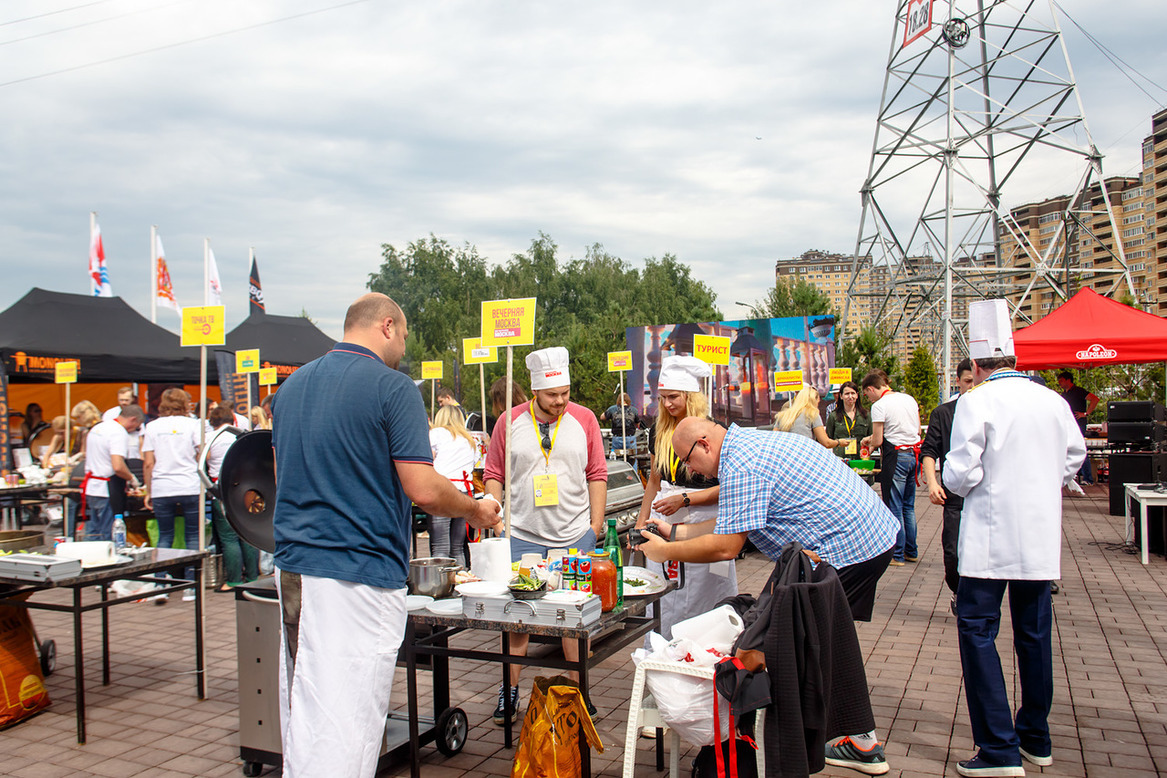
[462,337,498,365]
[54,361,78,384]
[422,361,443,380]
[693,335,732,366]
[480,298,537,347]
[773,370,804,392]
[181,306,226,347]
[607,351,633,372]
[214,350,259,418]
[828,367,853,385]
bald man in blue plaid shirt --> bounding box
[640,416,898,775]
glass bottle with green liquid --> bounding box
[604,517,624,610]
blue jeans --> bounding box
[886,452,917,560]
[153,494,200,581]
[957,578,1053,766]
[85,496,114,541]
[611,435,637,452]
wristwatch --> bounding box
[682,493,690,507]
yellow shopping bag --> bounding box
[511,676,603,778]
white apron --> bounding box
[646,481,738,641]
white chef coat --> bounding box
[943,370,1086,580]
[84,419,129,497]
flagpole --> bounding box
[504,345,513,539]
[89,212,97,296]
[150,226,158,323]
[198,238,209,689]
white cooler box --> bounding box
[462,591,602,629]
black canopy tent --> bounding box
[0,288,201,383]
[224,311,335,380]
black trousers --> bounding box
[941,494,964,594]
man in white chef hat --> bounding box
[482,345,608,725]
[943,299,1086,777]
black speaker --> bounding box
[1108,401,1166,422]
[1108,452,1167,516]
[217,429,276,552]
[1108,421,1167,448]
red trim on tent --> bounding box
[1014,288,1167,370]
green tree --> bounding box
[837,326,900,388]
[746,276,837,319]
[903,345,940,421]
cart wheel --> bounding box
[241,761,263,777]
[435,706,469,756]
[39,639,56,677]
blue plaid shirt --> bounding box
[716,425,898,567]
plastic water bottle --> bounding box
[111,513,127,552]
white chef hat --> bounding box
[968,299,1015,359]
[657,355,712,392]
[526,346,571,390]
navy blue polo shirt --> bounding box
[271,342,432,589]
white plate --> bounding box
[622,566,668,597]
[80,554,134,570]
[426,598,464,616]
[543,589,591,605]
[405,594,434,611]
[455,581,509,597]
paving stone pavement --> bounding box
[3,483,1165,777]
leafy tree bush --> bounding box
[903,344,940,421]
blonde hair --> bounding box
[775,385,821,432]
[71,400,101,427]
[433,405,475,447]
[250,406,272,430]
[652,390,708,476]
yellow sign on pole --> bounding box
[607,351,633,372]
[236,349,261,373]
[259,367,278,386]
[54,361,78,384]
[828,367,853,385]
[181,306,227,347]
[693,334,732,366]
[773,370,804,391]
[480,298,537,347]
[422,361,443,380]
[462,337,498,365]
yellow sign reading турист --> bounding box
[54,361,78,384]
[236,349,261,374]
[462,337,498,365]
[422,361,443,380]
[607,351,632,372]
[480,298,537,347]
[693,334,731,366]
[181,306,226,347]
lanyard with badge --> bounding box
[530,401,562,507]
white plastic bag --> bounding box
[633,633,730,746]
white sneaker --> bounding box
[182,590,197,602]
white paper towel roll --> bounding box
[469,537,512,583]
[53,541,115,565]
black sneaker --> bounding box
[585,699,597,719]
[955,753,1024,777]
[824,737,890,775]
[492,684,520,726]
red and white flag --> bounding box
[89,222,112,297]
[207,247,223,306]
[154,236,180,312]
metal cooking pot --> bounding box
[408,556,460,598]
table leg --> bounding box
[73,586,86,744]
[1141,502,1150,566]
[501,632,513,749]
[195,565,205,699]
[578,635,590,777]
[1125,490,1134,545]
[101,583,110,685]
[405,621,421,778]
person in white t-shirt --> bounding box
[103,386,143,463]
[142,387,203,601]
[427,405,478,566]
[860,370,921,566]
[82,405,145,540]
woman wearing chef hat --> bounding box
[633,355,738,642]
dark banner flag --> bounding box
[214,350,259,418]
[0,360,10,474]
[249,256,265,315]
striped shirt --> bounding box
[716,425,898,567]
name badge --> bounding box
[533,473,559,507]
[845,439,857,455]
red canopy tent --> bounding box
[1014,288,1167,371]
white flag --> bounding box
[154,236,180,312]
[89,222,112,297]
[207,247,223,306]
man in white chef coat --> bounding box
[943,300,1086,778]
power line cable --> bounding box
[0,0,118,28]
[1053,0,1167,106]
[0,0,372,89]
[0,1,191,48]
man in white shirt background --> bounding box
[860,370,921,567]
[83,405,144,541]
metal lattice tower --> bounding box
[841,0,1135,389]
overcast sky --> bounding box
[1,0,1164,339]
